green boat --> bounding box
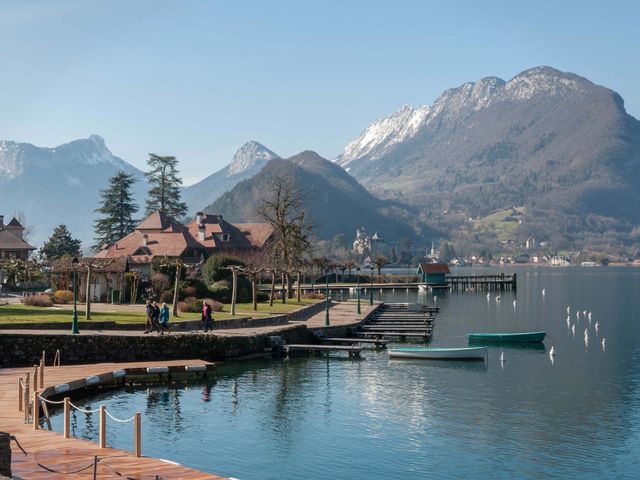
[467,331,546,343]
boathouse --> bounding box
[417,262,450,286]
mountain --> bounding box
[204,151,433,242]
[182,141,278,213]
[336,67,640,252]
[0,135,146,248]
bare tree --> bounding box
[373,255,389,282]
[235,250,268,311]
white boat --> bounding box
[389,346,487,361]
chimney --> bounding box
[143,234,148,247]
[198,222,205,241]
[196,212,204,224]
[0,216,4,228]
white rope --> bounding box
[36,395,65,405]
[68,402,100,414]
[105,410,136,423]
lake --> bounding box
[49,266,640,479]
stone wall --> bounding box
[0,326,314,367]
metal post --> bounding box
[72,265,80,334]
[356,267,361,314]
[32,391,39,430]
[134,413,141,457]
[99,405,106,448]
[324,269,330,326]
[63,397,70,438]
[369,266,374,306]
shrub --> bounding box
[209,281,231,302]
[150,273,171,295]
[23,294,53,307]
[53,289,74,304]
[257,291,269,302]
[203,299,224,312]
[202,254,245,284]
[181,286,197,298]
[178,296,200,313]
[159,289,174,303]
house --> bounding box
[417,262,451,286]
[0,215,35,260]
[94,210,272,277]
[51,257,128,303]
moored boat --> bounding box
[389,346,487,360]
[467,331,546,343]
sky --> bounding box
[1,0,639,184]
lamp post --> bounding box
[71,256,79,334]
[356,266,361,314]
[369,265,374,305]
[324,268,330,326]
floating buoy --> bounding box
[549,346,556,356]
[500,352,505,362]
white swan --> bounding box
[588,311,592,320]
[495,294,501,301]
[549,346,556,356]
[566,306,570,314]
[576,311,580,320]
[602,338,606,350]
[566,316,571,328]
[513,300,517,307]
[500,352,505,362]
[542,288,546,296]
[571,324,576,334]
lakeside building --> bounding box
[51,211,272,302]
[417,262,451,286]
[0,215,35,260]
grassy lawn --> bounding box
[473,206,525,242]
[0,299,320,324]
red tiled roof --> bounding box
[136,210,184,232]
[0,229,35,251]
[418,262,451,274]
[235,223,274,248]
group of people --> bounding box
[144,300,170,334]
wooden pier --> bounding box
[447,273,517,291]
[0,359,223,479]
[285,344,363,357]
[354,303,436,341]
[319,337,388,348]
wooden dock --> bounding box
[284,344,363,357]
[447,273,517,291]
[355,303,436,341]
[0,359,224,479]
[319,337,387,348]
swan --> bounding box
[566,306,570,314]
[513,300,517,307]
[500,352,505,362]
[542,288,546,295]
[602,338,606,350]
[588,311,592,320]
[571,324,576,334]
[566,317,571,328]
[576,311,580,320]
[495,295,501,301]
[595,321,599,330]
[549,346,556,356]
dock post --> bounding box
[134,412,141,457]
[99,405,106,448]
[18,379,23,412]
[32,365,38,392]
[63,397,70,438]
[32,391,39,430]
[39,359,44,388]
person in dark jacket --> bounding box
[151,301,161,332]
[202,301,212,332]
[144,300,153,334]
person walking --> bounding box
[151,301,161,332]
[144,300,153,334]
[159,302,170,335]
[202,301,212,332]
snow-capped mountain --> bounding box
[0,136,145,247]
[183,141,278,213]
[335,66,640,247]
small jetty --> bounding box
[319,337,387,348]
[447,273,517,292]
[285,344,363,357]
[355,303,436,341]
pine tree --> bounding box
[40,224,82,260]
[93,171,139,250]
[144,154,187,218]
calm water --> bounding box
[49,267,640,479]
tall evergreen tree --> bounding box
[93,171,139,250]
[40,224,82,260]
[144,154,187,218]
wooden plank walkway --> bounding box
[285,344,362,357]
[319,337,387,347]
[0,360,225,479]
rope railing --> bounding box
[105,410,137,423]
[37,394,65,405]
[68,401,101,414]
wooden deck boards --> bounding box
[0,360,225,479]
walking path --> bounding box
[0,301,380,338]
[1,360,224,479]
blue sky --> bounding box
[1,0,639,183]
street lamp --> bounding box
[325,268,330,326]
[356,266,361,314]
[71,256,79,334]
[369,265,374,305]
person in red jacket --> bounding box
[202,301,213,332]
